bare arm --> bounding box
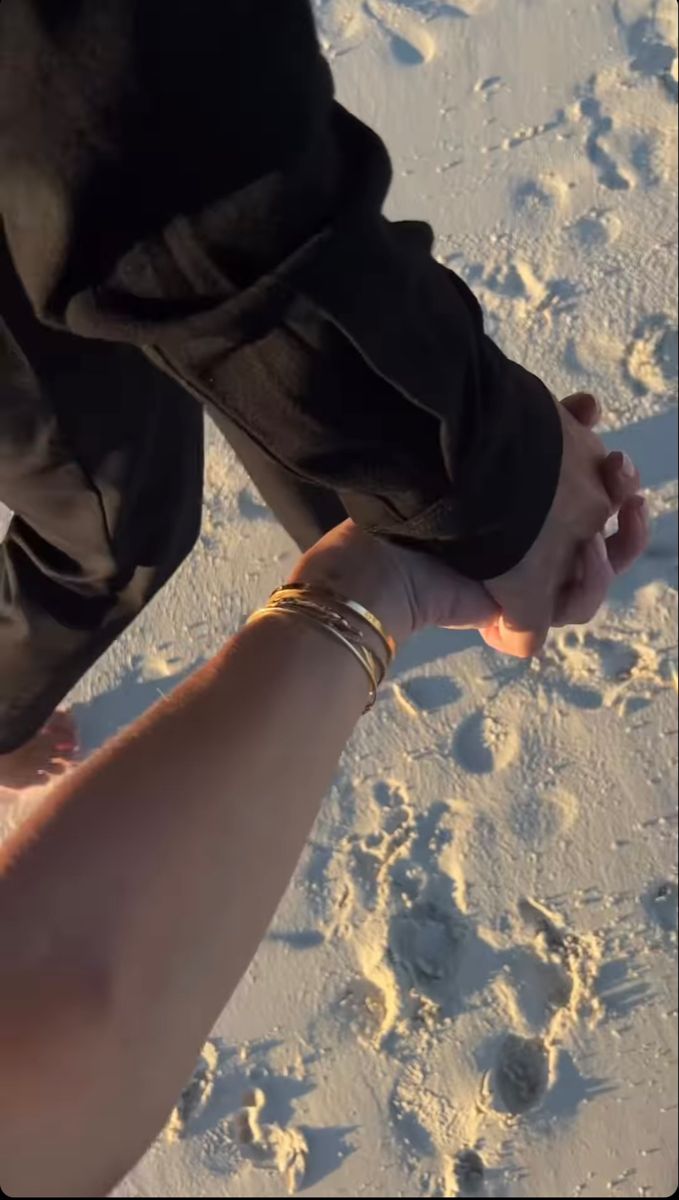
[0,498,646,1196]
[0,523,495,1198]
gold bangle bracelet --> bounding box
[265,594,388,684]
[247,603,380,711]
[266,597,388,691]
[270,582,397,664]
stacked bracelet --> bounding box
[270,583,397,666]
[246,583,396,712]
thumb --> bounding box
[397,547,499,631]
[437,576,500,630]
[479,615,548,658]
[561,392,600,428]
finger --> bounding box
[479,615,548,658]
[479,621,506,655]
[561,392,601,429]
[438,577,500,630]
[601,450,641,508]
[553,533,614,626]
[411,555,500,631]
[606,494,649,574]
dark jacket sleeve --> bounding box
[0,0,562,580]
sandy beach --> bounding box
[1,0,677,1196]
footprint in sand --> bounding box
[624,314,678,397]
[399,674,461,712]
[166,1039,220,1140]
[453,1148,486,1197]
[453,710,520,775]
[514,897,602,1027]
[508,787,579,850]
[613,0,678,102]
[351,0,479,67]
[576,87,633,191]
[335,975,389,1041]
[512,178,553,213]
[491,1034,550,1115]
[388,900,466,996]
[237,487,274,522]
[313,0,365,53]
[583,633,640,680]
[506,947,574,1029]
[347,836,383,910]
[472,254,579,323]
[518,897,570,954]
[570,207,623,248]
[373,781,413,834]
[237,1088,309,1194]
[509,899,577,1024]
[554,626,674,714]
[364,0,438,65]
[333,782,416,926]
[318,0,442,61]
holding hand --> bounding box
[290,392,647,661]
[481,393,648,658]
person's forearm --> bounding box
[0,610,373,1197]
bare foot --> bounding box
[0,711,78,791]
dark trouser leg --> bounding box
[1,233,345,752]
[0,377,343,754]
[207,406,347,553]
[0,242,204,753]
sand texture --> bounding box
[1,0,677,1196]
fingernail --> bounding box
[619,452,636,479]
[632,494,648,521]
[585,393,601,420]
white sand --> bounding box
[1,1,677,1196]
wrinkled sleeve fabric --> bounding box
[0,0,562,580]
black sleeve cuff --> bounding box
[363,354,563,581]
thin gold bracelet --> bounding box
[265,594,387,685]
[266,596,386,691]
[259,599,383,696]
[270,583,397,665]
[247,603,380,711]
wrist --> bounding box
[286,523,413,646]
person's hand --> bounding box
[288,391,648,653]
[288,519,499,646]
[481,393,648,658]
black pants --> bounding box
[0,0,565,757]
[0,239,345,753]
